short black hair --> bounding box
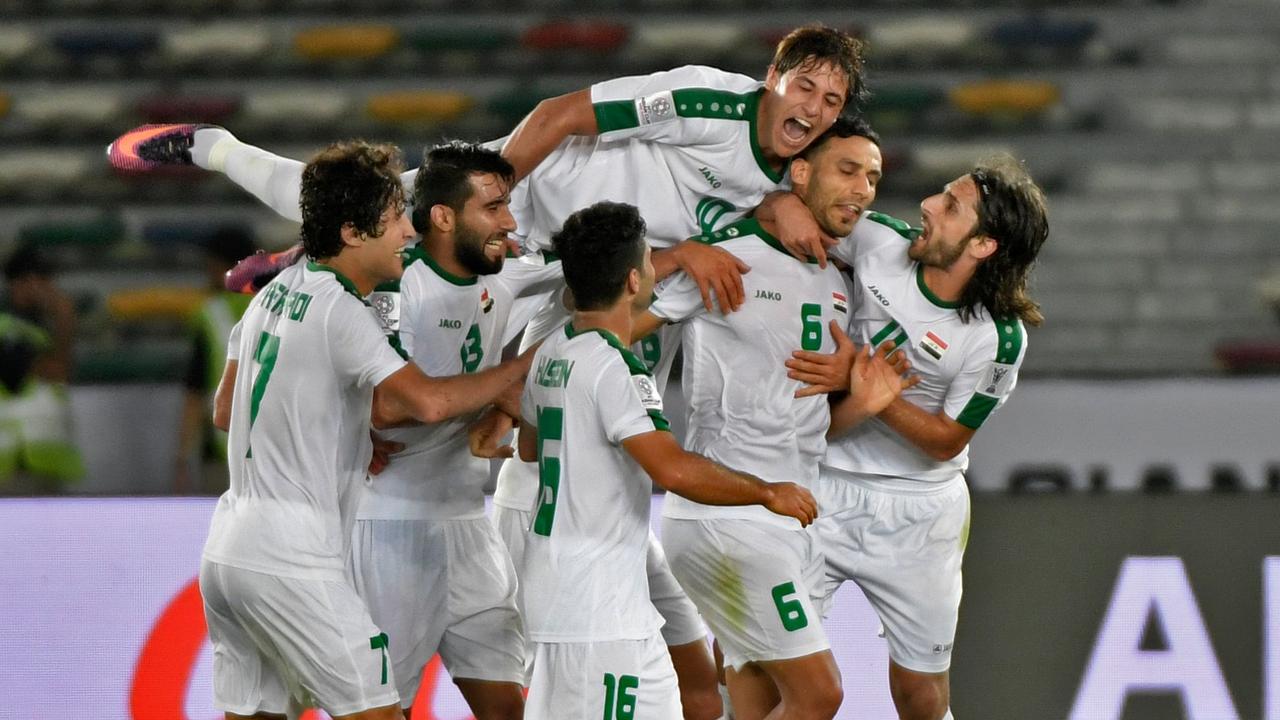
[411,141,515,234]
[799,113,880,161]
[551,202,647,312]
[299,140,405,260]
[770,24,868,110]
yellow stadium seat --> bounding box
[949,80,1060,116]
[294,25,398,60]
[366,91,474,123]
[106,287,206,322]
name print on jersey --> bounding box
[256,282,312,323]
[534,357,575,389]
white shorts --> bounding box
[813,469,970,673]
[662,517,829,671]
[199,559,399,717]
[525,633,682,720]
[494,505,706,647]
[349,517,525,706]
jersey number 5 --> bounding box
[533,405,563,536]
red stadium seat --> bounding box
[521,21,629,52]
[136,95,241,124]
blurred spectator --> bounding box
[173,226,256,493]
[0,246,84,493]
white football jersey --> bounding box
[502,65,791,251]
[203,261,408,581]
[649,217,849,528]
[826,212,1028,484]
[518,323,669,642]
[358,249,564,520]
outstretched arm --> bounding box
[371,350,534,428]
[622,431,817,526]
[501,89,598,183]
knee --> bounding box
[890,676,948,720]
[679,685,723,720]
[474,693,525,720]
[793,675,843,718]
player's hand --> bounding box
[469,408,516,459]
[762,482,819,527]
[847,341,918,418]
[770,192,836,268]
[674,240,751,313]
[368,432,404,476]
[788,320,856,397]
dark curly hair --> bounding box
[963,154,1050,326]
[299,141,406,260]
[551,202,647,312]
[770,24,868,111]
[411,141,515,234]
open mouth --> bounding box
[484,236,506,256]
[782,117,812,143]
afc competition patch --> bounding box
[978,362,1016,396]
[635,90,677,125]
[631,373,664,412]
[368,290,401,334]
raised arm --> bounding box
[622,431,817,526]
[371,351,533,428]
[501,89,598,183]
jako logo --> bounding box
[868,285,890,307]
[438,319,462,329]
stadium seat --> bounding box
[106,287,206,322]
[17,215,126,248]
[51,28,159,61]
[161,24,273,66]
[862,84,945,131]
[486,86,561,128]
[521,21,629,52]
[0,151,93,195]
[293,25,399,60]
[987,16,1098,56]
[136,94,241,124]
[0,93,9,120]
[1164,34,1278,65]
[0,26,37,66]
[631,22,745,60]
[366,90,474,124]
[1128,98,1242,131]
[866,18,975,62]
[12,89,127,130]
[404,26,513,54]
[241,89,350,125]
[948,80,1060,116]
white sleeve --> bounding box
[648,271,708,324]
[590,65,758,144]
[327,297,408,390]
[217,141,417,223]
[226,319,243,359]
[944,320,1027,430]
[595,355,670,445]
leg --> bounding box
[888,662,950,720]
[648,531,721,720]
[723,663,779,720]
[332,703,404,720]
[756,651,843,720]
[454,679,525,720]
[668,638,723,720]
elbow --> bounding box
[926,442,967,462]
[212,410,230,433]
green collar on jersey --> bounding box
[696,216,818,264]
[746,89,788,184]
[564,322,653,376]
[306,261,366,302]
[413,245,478,286]
[915,264,962,309]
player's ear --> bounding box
[970,234,998,261]
[626,267,641,295]
[764,64,781,91]
[339,221,362,248]
[429,204,455,234]
[790,156,811,188]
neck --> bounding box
[921,263,974,304]
[571,303,634,347]
[318,255,376,296]
[754,103,786,172]
[423,233,475,279]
